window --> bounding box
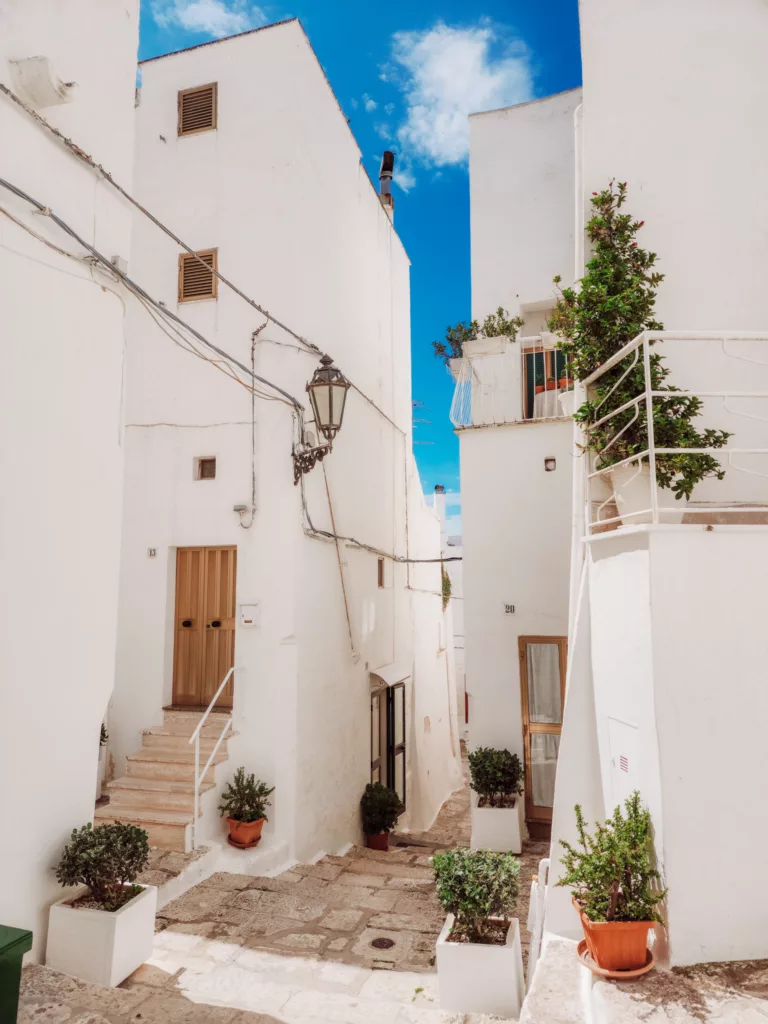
[196,456,216,480]
[178,249,217,302]
[370,682,406,808]
[177,83,217,136]
[522,348,571,419]
[377,558,385,589]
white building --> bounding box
[104,19,462,865]
[518,0,768,974]
[431,486,466,739]
[454,88,582,836]
[0,1,139,958]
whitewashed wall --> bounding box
[579,0,768,503]
[113,19,459,861]
[460,91,577,789]
[585,527,768,966]
[460,422,572,764]
[0,0,138,959]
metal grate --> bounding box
[178,249,217,302]
[178,83,217,136]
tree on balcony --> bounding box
[548,181,730,500]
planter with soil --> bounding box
[470,790,523,854]
[227,816,265,849]
[436,913,524,1017]
[360,781,403,852]
[219,767,274,850]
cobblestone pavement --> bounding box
[20,774,548,1024]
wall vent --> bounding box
[178,83,217,136]
[178,249,217,302]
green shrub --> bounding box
[360,782,403,834]
[441,562,452,611]
[468,747,524,807]
[433,848,520,942]
[432,307,524,366]
[219,767,274,823]
[100,723,108,746]
[548,181,730,500]
[55,821,149,912]
[557,791,667,923]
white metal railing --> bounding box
[188,666,240,849]
[583,332,768,533]
[449,335,574,428]
[526,857,550,988]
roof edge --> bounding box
[139,17,298,65]
[469,85,583,120]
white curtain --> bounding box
[526,643,562,724]
[530,734,560,807]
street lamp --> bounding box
[293,354,351,483]
[306,354,350,444]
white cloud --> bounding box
[393,159,416,193]
[374,121,392,140]
[362,93,378,113]
[152,0,268,38]
[384,102,395,115]
[389,20,532,167]
[349,97,359,110]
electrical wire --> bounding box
[0,80,322,358]
[0,176,306,429]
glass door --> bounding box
[519,637,567,823]
[370,683,406,808]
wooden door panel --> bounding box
[519,636,567,823]
[202,547,236,708]
[172,546,236,708]
[172,548,205,706]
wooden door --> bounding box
[519,636,567,823]
[172,546,237,708]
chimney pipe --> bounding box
[379,151,395,216]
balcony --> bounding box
[449,335,574,429]
[582,332,768,533]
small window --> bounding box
[196,457,216,480]
[178,83,217,136]
[377,558,385,589]
[179,249,217,302]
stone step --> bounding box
[125,747,225,785]
[162,709,232,730]
[142,729,227,754]
[107,775,214,813]
[151,718,232,738]
[94,805,192,853]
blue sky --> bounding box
[139,0,582,498]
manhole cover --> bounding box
[371,937,395,950]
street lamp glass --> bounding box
[307,355,350,443]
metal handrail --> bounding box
[583,331,768,533]
[188,666,240,849]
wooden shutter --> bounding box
[178,83,217,136]
[178,249,217,302]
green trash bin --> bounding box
[0,925,33,1024]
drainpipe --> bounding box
[568,102,586,646]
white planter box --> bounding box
[436,914,524,1017]
[470,791,523,854]
[46,884,157,987]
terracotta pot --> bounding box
[545,380,557,391]
[573,899,651,971]
[535,385,545,395]
[558,378,571,389]
[366,831,389,851]
[227,817,265,848]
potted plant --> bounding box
[219,767,274,849]
[46,821,154,987]
[545,375,557,391]
[549,181,730,520]
[468,747,524,854]
[557,791,667,974]
[434,849,524,1016]
[96,722,108,803]
[534,363,545,395]
[432,307,524,365]
[360,781,403,850]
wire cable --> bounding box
[0,176,306,425]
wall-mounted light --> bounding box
[293,354,350,483]
[544,457,557,472]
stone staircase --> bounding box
[95,709,232,853]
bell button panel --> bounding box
[239,603,259,628]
